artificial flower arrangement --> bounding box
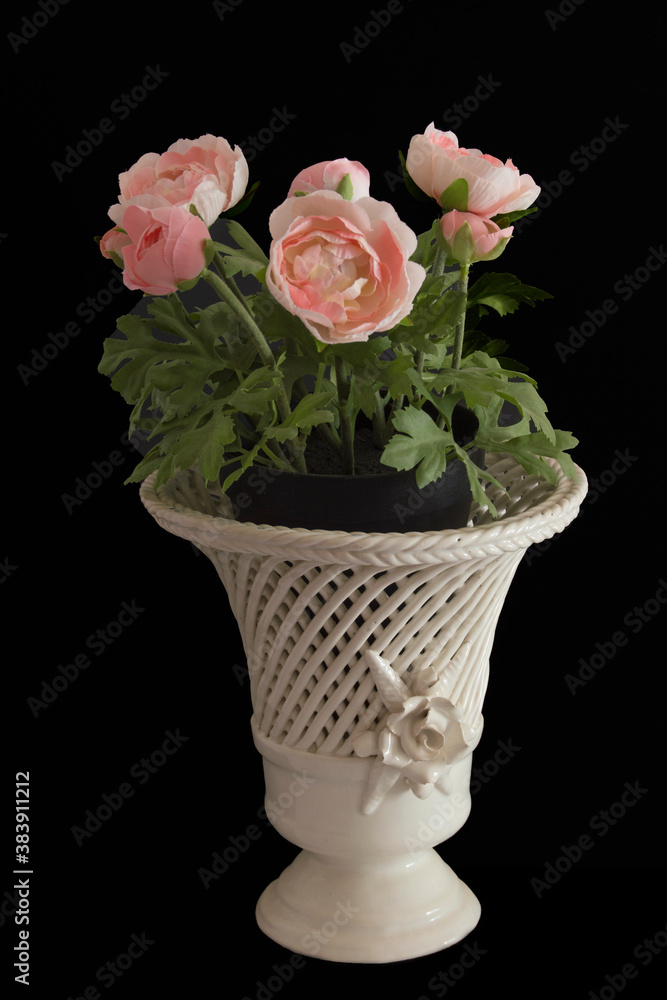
[97,126,578,519]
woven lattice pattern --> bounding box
[141,455,586,757]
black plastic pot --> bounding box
[226,406,484,533]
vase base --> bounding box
[256,847,480,963]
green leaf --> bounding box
[378,353,418,398]
[224,367,284,414]
[123,444,165,486]
[498,378,555,442]
[145,295,199,342]
[450,220,476,264]
[212,220,269,278]
[382,406,455,487]
[250,289,322,361]
[401,283,465,347]
[415,270,460,299]
[491,206,538,227]
[410,220,441,268]
[211,245,266,278]
[460,336,528,374]
[265,390,335,440]
[451,443,504,518]
[351,375,378,420]
[221,180,260,219]
[336,173,354,200]
[467,273,552,316]
[195,301,255,364]
[225,220,269,266]
[475,428,579,483]
[462,333,509,359]
[440,178,469,213]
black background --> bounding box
[3,2,665,997]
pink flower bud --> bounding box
[288,158,371,200]
[99,227,133,267]
[120,205,210,296]
[440,210,513,265]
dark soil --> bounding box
[304,427,393,477]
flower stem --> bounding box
[202,267,307,473]
[446,263,470,393]
[432,243,446,277]
[213,252,247,307]
[334,353,355,475]
[412,349,424,404]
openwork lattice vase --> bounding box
[140,453,587,963]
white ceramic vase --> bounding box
[140,452,587,963]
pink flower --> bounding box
[266,190,425,344]
[108,134,249,228]
[288,158,371,200]
[440,210,513,265]
[99,227,133,266]
[406,123,540,217]
[120,205,210,296]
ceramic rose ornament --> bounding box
[352,651,475,814]
[96,127,579,515]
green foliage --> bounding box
[382,406,455,487]
[98,188,577,518]
[467,273,553,317]
[211,220,269,278]
[439,178,469,213]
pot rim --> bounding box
[139,451,588,566]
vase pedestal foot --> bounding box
[256,847,480,964]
